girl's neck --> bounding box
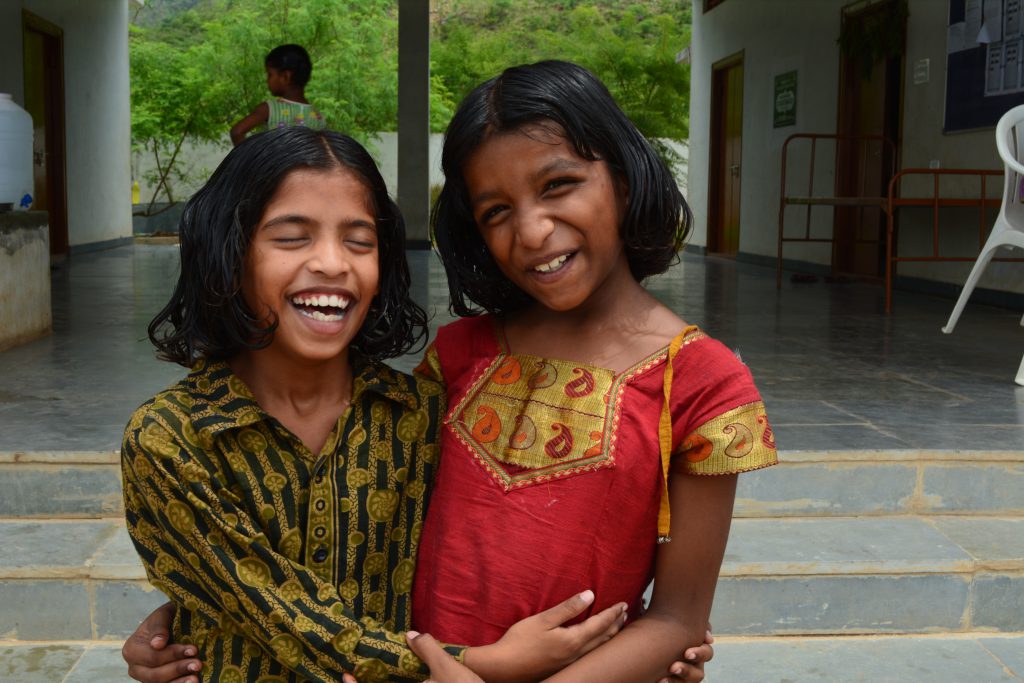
[277,87,308,104]
[228,348,351,416]
[505,277,685,373]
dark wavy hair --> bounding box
[432,60,692,317]
[148,127,427,366]
[265,44,313,87]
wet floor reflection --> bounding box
[1,244,1022,451]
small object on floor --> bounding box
[790,273,819,283]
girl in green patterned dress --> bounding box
[229,44,326,146]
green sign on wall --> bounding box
[774,71,797,128]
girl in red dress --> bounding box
[408,60,777,682]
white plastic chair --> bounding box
[942,104,1024,385]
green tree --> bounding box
[130,0,399,211]
[430,0,691,142]
[130,0,691,208]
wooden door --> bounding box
[22,12,68,257]
[834,0,903,277]
[709,53,744,255]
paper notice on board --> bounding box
[949,22,968,53]
[948,21,969,52]
[987,42,1005,95]
[1007,0,1023,37]
[966,0,984,43]
[1004,39,1021,92]
[982,0,1004,43]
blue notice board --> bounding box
[946,0,1024,132]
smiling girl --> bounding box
[406,60,779,681]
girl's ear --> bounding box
[615,172,630,207]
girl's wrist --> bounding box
[462,643,517,683]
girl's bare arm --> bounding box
[540,473,737,683]
[229,102,269,145]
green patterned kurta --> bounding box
[122,356,460,682]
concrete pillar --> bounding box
[397,0,430,244]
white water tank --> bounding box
[0,93,34,211]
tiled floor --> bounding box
[3,635,1023,683]
[1,243,1023,452]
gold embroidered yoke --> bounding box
[410,317,778,647]
[121,357,454,683]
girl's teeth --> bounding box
[535,254,568,273]
[291,294,351,309]
[300,308,345,322]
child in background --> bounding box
[229,44,326,146]
[407,60,778,681]
[122,127,633,683]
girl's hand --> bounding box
[463,589,627,683]
[408,631,485,682]
[122,602,203,683]
[657,628,715,683]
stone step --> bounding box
[2,633,1022,682]
[0,520,164,642]
[2,515,1022,641]
[733,450,1024,518]
[3,450,1023,518]
[711,515,1024,636]
[0,642,131,683]
[710,633,1024,682]
[0,452,121,518]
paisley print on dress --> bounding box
[527,361,558,389]
[493,357,522,385]
[723,423,754,458]
[757,413,776,449]
[508,414,537,450]
[471,405,502,443]
[544,423,574,459]
[682,433,714,463]
[565,367,596,397]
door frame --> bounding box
[22,9,68,257]
[832,0,905,277]
[708,50,744,255]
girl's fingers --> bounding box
[565,601,626,646]
[685,640,715,663]
[575,603,627,657]
[144,602,177,650]
[407,632,482,681]
[532,590,595,629]
[406,631,447,671]
[127,659,202,683]
[667,661,705,682]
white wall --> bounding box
[689,0,843,262]
[0,221,51,350]
[0,0,132,249]
[136,132,690,228]
[689,0,1016,294]
[131,132,447,207]
[0,5,25,101]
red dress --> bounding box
[412,315,777,645]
